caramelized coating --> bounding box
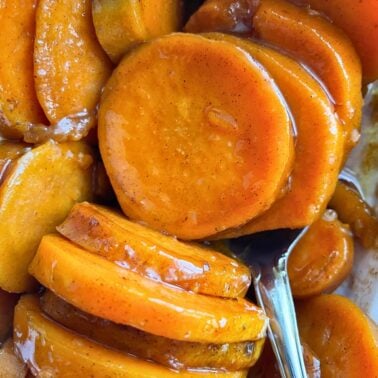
[296,295,378,377]
[329,181,378,249]
[204,34,343,237]
[99,33,294,239]
[0,142,95,293]
[93,0,183,63]
[29,234,268,343]
[41,291,265,371]
[0,290,19,343]
[0,0,47,139]
[288,212,354,298]
[0,339,27,378]
[14,296,248,378]
[34,0,112,127]
[58,202,251,298]
[253,0,362,152]
[295,0,378,84]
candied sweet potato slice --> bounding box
[93,0,183,63]
[58,202,251,298]
[205,34,343,237]
[0,141,94,293]
[288,212,354,298]
[297,0,378,85]
[99,33,294,239]
[253,0,363,151]
[296,295,378,377]
[0,0,47,139]
[0,339,27,378]
[14,296,247,378]
[0,290,19,343]
[329,181,378,249]
[41,291,264,371]
[29,234,268,343]
[34,0,112,127]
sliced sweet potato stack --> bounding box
[296,0,378,84]
[0,141,95,293]
[253,0,362,152]
[58,202,251,298]
[288,212,354,298]
[93,0,183,63]
[41,291,264,371]
[0,0,47,139]
[29,234,268,343]
[204,34,343,237]
[99,33,294,239]
[15,296,248,377]
[34,0,112,129]
[296,295,378,377]
[329,181,378,249]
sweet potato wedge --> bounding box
[0,290,19,343]
[329,181,378,249]
[29,234,268,343]
[57,202,251,298]
[99,33,294,239]
[93,0,183,63]
[0,0,47,139]
[41,291,264,371]
[297,0,378,84]
[205,34,343,237]
[253,0,363,152]
[14,296,247,377]
[34,0,112,127]
[0,141,94,293]
[296,295,378,377]
[288,212,354,298]
[0,339,27,378]
[0,142,30,185]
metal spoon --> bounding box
[229,169,362,378]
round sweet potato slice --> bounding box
[296,295,378,377]
[0,141,95,293]
[14,296,248,378]
[288,212,354,298]
[205,34,343,237]
[99,33,294,239]
[34,0,112,128]
[29,234,268,343]
[0,0,47,139]
[41,291,265,371]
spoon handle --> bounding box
[252,252,307,377]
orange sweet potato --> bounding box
[329,181,378,249]
[0,339,27,378]
[0,141,94,293]
[14,295,248,378]
[99,33,294,239]
[29,234,268,343]
[205,34,343,237]
[288,212,354,298]
[0,290,19,343]
[93,0,183,63]
[0,142,30,185]
[41,291,265,371]
[253,0,363,152]
[0,0,47,139]
[34,0,112,128]
[297,0,378,85]
[57,202,251,298]
[296,295,378,377]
